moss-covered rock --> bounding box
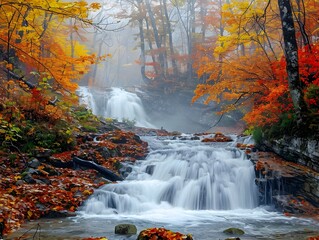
[223,228,245,235]
[114,224,137,235]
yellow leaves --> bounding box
[27,210,33,219]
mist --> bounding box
[77,0,242,133]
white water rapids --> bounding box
[7,135,319,240]
[83,135,257,214]
[7,89,319,239]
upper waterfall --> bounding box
[77,86,156,128]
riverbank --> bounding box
[2,126,319,240]
[6,131,319,240]
[0,123,149,237]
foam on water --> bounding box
[74,135,319,239]
[82,135,258,216]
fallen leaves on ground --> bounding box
[0,129,149,236]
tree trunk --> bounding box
[145,0,166,77]
[277,0,308,123]
[163,0,178,75]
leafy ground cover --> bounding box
[0,122,148,237]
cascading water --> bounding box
[83,135,258,214]
[77,86,155,128]
[8,135,319,240]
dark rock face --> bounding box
[262,137,319,172]
[250,151,319,212]
[253,136,319,212]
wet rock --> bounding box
[110,148,121,157]
[225,238,241,240]
[114,223,137,235]
[119,165,133,178]
[34,179,46,184]
[44,210,76,218]
[15,180,24,186]
[99,147,111,159]
[43,165,60,176]
[190,136,200,140]
[261,137,319,172]
[145,165,155,175]
[26,168,38,174]
[223,228,245,235]
[133,134,143,143]
[28,158,41,168]
[36,203,47,212]
[0,221,4,239]
[22,174,36,184]
[251,151,319,208]
[273,195,319,215]
[34,148,52,159]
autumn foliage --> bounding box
[137,227,193,240]
[192,0,319,129]
[0,126,148,235]
[0,0,104,127]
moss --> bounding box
[252,127,263,146]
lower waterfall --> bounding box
[8,135,319,240]
[83,135,258,214]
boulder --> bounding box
[44,210,76,218]
[34,148,52,159]
[114,224,137,235]
[28,158,41,168]
[22,174,36,184]
[223,228,245,235]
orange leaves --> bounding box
[0,0,106,125]
[89,3,102,11]
[308,236,319,240]
[0,155,103,235]
[138,228,193,240]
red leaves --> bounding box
[308,236,319,240]
[138,228,193,240]
[0,158,103,235]
[0,129,149,236]
[245,43,319,127]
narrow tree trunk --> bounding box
[138,18,150,83]
[277,0,308,123]
[163,0,178,75]
[145,0,165,77]
[145,17,159,76]
[187,0,196,81]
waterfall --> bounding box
[77,86,155,128]
[83,135,258,216]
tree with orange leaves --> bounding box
[193,0,319,129]
[0,0,103,122]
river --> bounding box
[8,134,319,240]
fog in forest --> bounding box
[78,0,241,132]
